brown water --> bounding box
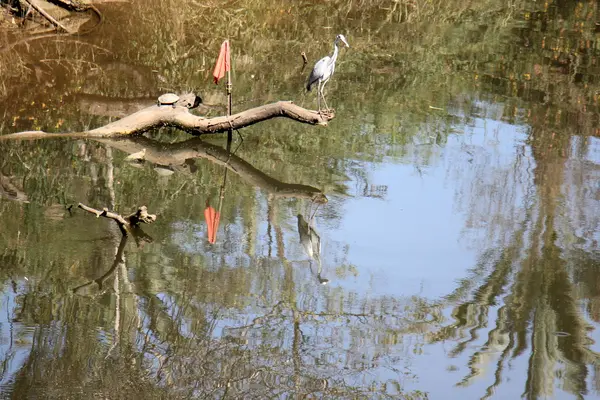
[0,0,599,399]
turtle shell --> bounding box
[158,93,180,105]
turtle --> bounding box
[157,93,180,108]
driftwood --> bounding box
[24,0,72,33]
[98,136,329,204]
[0,173,29,203]
[29,0,103,30]
[77,203,156,237]
[0,0,103,53]
[0,98,335,140]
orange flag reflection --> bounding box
[212,40,230,85]
[204,201,220,244]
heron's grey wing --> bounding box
[306,56,331,91]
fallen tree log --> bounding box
[0,99,334,141]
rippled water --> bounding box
[0,0,599,399]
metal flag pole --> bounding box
[226,40,233,147]
[222,38,232,238]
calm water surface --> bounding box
[0,0,599,399]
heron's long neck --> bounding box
[330,41,339,64]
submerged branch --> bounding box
[0,101,334,141]
[77,203,156,237]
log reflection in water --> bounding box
[97,136,328,203]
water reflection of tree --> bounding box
[0,135,440,398]
[433,110,600,398]
[2,233,438,399]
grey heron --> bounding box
[306,34,350,112]
[297,214,329,285]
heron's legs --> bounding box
[320,79,330,111]
[316,80,322,113]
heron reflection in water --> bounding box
[306,34,350,113]
[297,214,329,285]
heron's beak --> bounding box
[343,39,350,48]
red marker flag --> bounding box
[204,203,220,244]
[212,40,230,85]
